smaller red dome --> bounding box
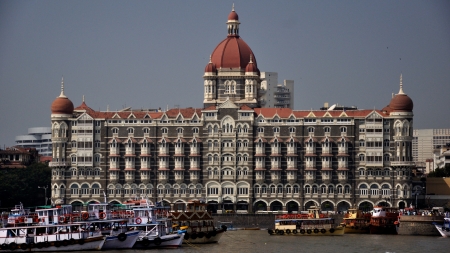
[51,96,74,115]
[381,105,391,114]
[204,61,217,73]
[228,10,238,20]
[245,58,259,73]
[389,94,413,112]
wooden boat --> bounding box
[340,208,371,233]
[369,206,399,234]
[268,206,345,236]
[171,200,227,243]
[0,223,104,252]
[435,217,450,237]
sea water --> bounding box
[82,229,449,253]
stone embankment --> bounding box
[396,215,444,236]
[213,213,445,236]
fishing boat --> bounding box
[0,223,104,252]
[369,206,399,234]
[435,217,450,237]
[171,200,227,243]
[340,208,371,233]
[268,206,345,236]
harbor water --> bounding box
[80,229,449,253]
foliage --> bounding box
[0,163,51,209]
[427,164,450,177]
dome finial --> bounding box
[209,55,212,63]
[249,54,253,63]
[232,3,235,12]
[398,73,405,95]
[82,95,85,102]
[59,76,67,98]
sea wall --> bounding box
[212,213,345,229]
[396,215,444,236]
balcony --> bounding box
[49,161,70,167]
[390,161,415,166]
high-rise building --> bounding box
[49,7,414,212]
[259,72,294,109]
[15,127,52,157]
[412,129,450,165]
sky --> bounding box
[1,0,449,147]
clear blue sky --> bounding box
[1,0,449,146]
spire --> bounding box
[209,55,212,63]
[82,95,85,102]
[398,73,405,95]
[232,3,235,12]
[227,4,240,36]
[249,54,253,63]
[59,76,67,98]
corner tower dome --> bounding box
[388,74,414,112]
[210,5,257,69]
[51,77,74,115]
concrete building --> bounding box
[49,7,414,212]
[15,127,52,157]
[259,72,294,109]
[412,129,450,165]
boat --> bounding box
[0,223,104,252]
[268,206,345,236]
[119,199,184,248]
[369,206,399,234]
[171,200,227,243]
[435,217,450,237]
[340,208,371,233]
[81,219,140,250]
[4,203,39,227]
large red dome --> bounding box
[389,94,413,112]
[210,36,257,69]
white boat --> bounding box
[0,223,104,252]
[114,198,183,248]
[435,217,450,237]
[79,219,140,249]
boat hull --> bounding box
[369,224,397,235]
[102,230,140,249]
[435,224,450,237]
[343,225,370,234]
[268,226,345,236]
[183,230,225,243]
[133,233,184,249]
[0,235,105,252]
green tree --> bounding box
[427,164,450,177]
[0,163,51,209]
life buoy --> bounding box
[274,229,279,234]
[278,230,284,235]
[69,238,75,245]
[28,242,35,249]
[329,228,335,233]
[99,212,106,219]
[308,213,314,218]
[1,243,8,250]
[321,228,326,234]
[314,228,319,234]
[205,232,211,239]
[198,232,205,238]
[43,241,50,248]
[211,229,217,236]
[118,233,127,242]
[292,229,298,234]
[154,237,162,246]
[307,229,312,234]
[54,241,61,247]
[300,229,305,234]
[78,239,85,245]
[184,233,190,240]
[82,212,89,220]
[191,232,197,240]
[62,240,69,247]
[286,229,291,234]
[71,216,76,222]
[36,242,43,249]
[135,217,142,224]
[59,216,66,223]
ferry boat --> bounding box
[369,206,399,234]
[268,206,345,236]
[435,217,450,237]
[123,199,184,248]
[82,219,140,250]
[171,200,227,243]
[0,223,104,252]
[340,208,371,234]
[4,204,39,227]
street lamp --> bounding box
[38,186,48,206]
